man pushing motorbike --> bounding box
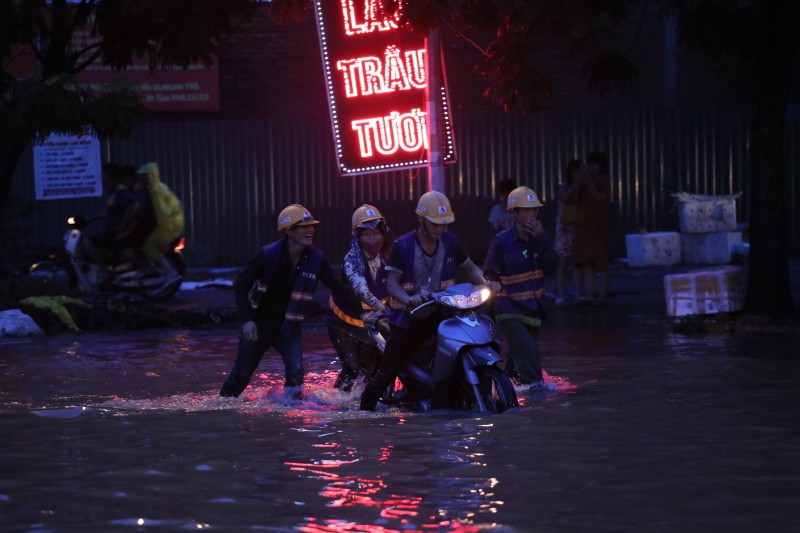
[359,192,487,411]
[326,204,392,392]
[219,204,362,399]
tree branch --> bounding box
[72,42,103,74]
[440,16,489,57]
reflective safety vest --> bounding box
[493,228,546,316]
[248,240,324,335]
[389,230,458,328]
[327,252,389,331]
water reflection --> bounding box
[287,419,510,532]
[2,326,799,532]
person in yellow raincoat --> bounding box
[137,162,185,285]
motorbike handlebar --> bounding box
[409,296,436,316]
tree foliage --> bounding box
[266,0,644,111]
[0,0,253,214]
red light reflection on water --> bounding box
[291,442,483,533]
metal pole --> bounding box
[425,29,445,193]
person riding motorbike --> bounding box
[326,204,392,392]
[134,162,185,287]
[359,191,487,411]
[81,163,147,285]
[114,164,158,280]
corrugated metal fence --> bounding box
[10,105,799,267]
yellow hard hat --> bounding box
[351,204,385,230]
[277,204,319,231]
[506,186,544,210]
[415,191,455,224]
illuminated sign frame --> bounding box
[314,0,456,176]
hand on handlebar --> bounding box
[360,310,381,325]
[486,280,502,294]
[407,291,431,309]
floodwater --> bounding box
[1,305,800,532]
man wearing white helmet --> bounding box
[326,204,392,392]
[220,204,361,399]
[360,191,486,411]
[483,186,556,390]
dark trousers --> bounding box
[327,325,381,391]
[220,326,303,397]
[360,311,440,410]
[498,318,542,383]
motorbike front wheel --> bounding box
[475,366,518,413]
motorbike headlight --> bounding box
[440,287,492,309]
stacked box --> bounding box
[664,266,746,317]
[681,231,743,265]
[625,232,681,267]
[676,195,738,233]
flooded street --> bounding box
[2,301,800,532]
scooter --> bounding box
[367,283,518,413]
[34,214,186,300]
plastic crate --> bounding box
[625,232,681,267]
[664,266,746,317]
[675,193,738,234]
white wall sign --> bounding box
[33,130,102,200]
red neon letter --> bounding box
[351,108,428,158]
[341,0,400,36]
[336,47,427,97]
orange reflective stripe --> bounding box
[496,288,547,301]
[328,295,366,328]
[290,291,314,302]
[499,271,543,285]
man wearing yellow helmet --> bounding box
[326,204,392,392]
[219,204,362,399]
[360,191,486,411]
[484,186,556,390]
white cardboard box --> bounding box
[625,232,682,267]
[676,193,738,233]
[681,231,743,265]
[664,266,746,317]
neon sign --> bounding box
[315,0,456,175]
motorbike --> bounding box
[32,214,186,300]
[367,283,518,414]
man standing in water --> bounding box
[220,204,361,399]
[359,191,486,411]
[483,186,556,389]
